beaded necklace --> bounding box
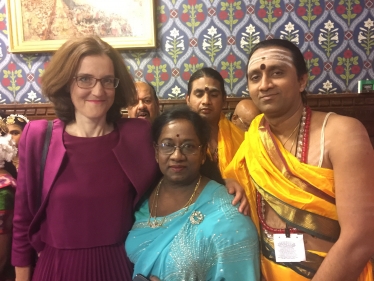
[257,106,312,237]
[148,176,202,228]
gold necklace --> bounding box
[147,176,202,228]
[281,121,300,147]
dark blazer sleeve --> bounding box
[12,120,49,266]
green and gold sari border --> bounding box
[253,178,340,243]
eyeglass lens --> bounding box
[75,76,119,89]
[158,143,200,155]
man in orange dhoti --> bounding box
[186,68,247,213]
[186,67,244,175]
[224,39,374,281]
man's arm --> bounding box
[312,116,374,281]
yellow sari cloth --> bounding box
[217,113,244,174]
[224,114,373,281]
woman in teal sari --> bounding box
[125,106,260,281]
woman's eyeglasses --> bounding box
[155,143,202,155]
[74,76,120,89]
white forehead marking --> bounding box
[247,49,294,71]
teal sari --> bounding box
[125,180,260,281]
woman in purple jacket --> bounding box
[12,36,160,281]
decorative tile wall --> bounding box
[0,0,373,104]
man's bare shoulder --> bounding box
[312,110,369,138]
[309,110,372,168]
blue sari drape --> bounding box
[125,180,260,281]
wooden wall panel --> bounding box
[1,93,373,146]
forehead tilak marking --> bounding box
[247,49,293,69]
[203,85,220,92]
[260,64,266,70]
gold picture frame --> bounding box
[6,0,157,53]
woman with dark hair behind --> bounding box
[126,106,260,281]
[12,36,159,281]
[0,119,17,281]
[4,114,29,169]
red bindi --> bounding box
[260,63,266,70]
[176,134,179,137]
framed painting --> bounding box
[6,0,157,53]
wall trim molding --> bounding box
[1,93,373,146]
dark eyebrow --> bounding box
[247,69,261,77]
[193,88,204,92]
[267,64,287,72]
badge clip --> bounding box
[285,226,290,238]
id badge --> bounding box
[273,234,306,262]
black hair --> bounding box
[247,39,308,104]
[4,161,17,179]
[187,67,227,99]
[4,114,29,130]
[152,105,224,184]
[0,110,6,119]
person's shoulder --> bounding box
[203,181,245,218]
[312,111,372,161]
[23,119,59,138]
[247,114,264,133]
[228,118,244,135]
[26,118,62,127]
[219,114,244,141]
[117,118,151,130]
[116,118,153,144]
[27,119,48,127]
[313,111,368,138]
[198,181,258,238]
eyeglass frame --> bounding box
[231,114,251,129]
[231,114,245,125]
[73,76,120,89]
[155,143,203,155]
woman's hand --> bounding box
[15,266,31,281]
[224,178,249,216]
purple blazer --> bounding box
[12,118,160,266]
